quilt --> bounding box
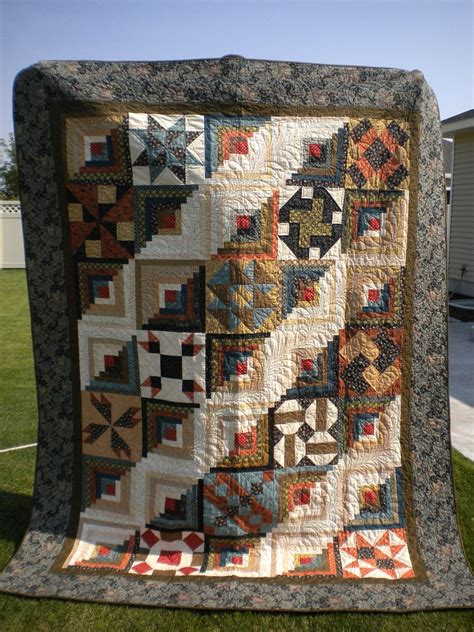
[0,57,472,611]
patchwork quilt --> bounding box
[1,58,472,611]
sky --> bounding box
[0,0,473,140]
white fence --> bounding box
[0,200,25,268]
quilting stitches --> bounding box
[82,455,134,516]
[205,333,269,398]
[129,114,204,185]
[67,184,135,259]
[135,260,205,332]
[278,186,344,259]
[343,396,401,457]
[203,471,278,536]
[343,466,404,529]
[341,189,408,261]
[285,335,339,399]
[203,536,263,576]
[273,116,348,188]
[204,115,273,180]
[345,266,405,326]
[271,532,340,577]
[81,392,142,461]
[82,334,140,395]
[133,185,199,252]
[279,260,344,328]
[339,328,403,397]
[273,398,340,467]
[137,331,206,402]
[77,261,126,319]
[209,186,278,259]
[66,116,132,186]
[72,534,138,572]
[345,118,410,190]
[206,403,271,469]
[287,125,349,187]
[206,259,281,334]
[276,467,330,528]
[338,529,414,579]
[61,110,417,581]
[144,472,201,531]
[142,399,200,460]
[129,530,205,576]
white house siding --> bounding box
[448,131,474,296]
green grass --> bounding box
[0,270,472,631]
[0,270,37,448]
[453,450,474,566]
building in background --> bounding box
[442,109,474,298]
[443,138,453,207]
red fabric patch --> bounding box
[294,488,311,505]
[159,213,176,229]
[104,482,116,495]
[98,545,111,556]
[235,432,251,448]
[301,359,314,372]
[308,143,322,157]
[164,290,178,304]
[368,289,379,303]
[368,217,380,230]
[141,529,159,548]
[97,285,110,298]
[132,562,152,574]
[179,566,199,575]
[164,426,177,441]
[235,360,248,375]
[158,550,182,566]
[303,287,315,301]
[231,555,243,565]
[104,355,116,368]
[363,489,378,505]
[363,422,375,435]
[183,532,204,551]
[230,137,249,155]
[236,215,251,230]
[299,556,313,565]
[90,142,105,156]
[164,497,177,512]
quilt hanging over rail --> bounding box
[0,58,472,612]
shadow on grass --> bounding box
[0,490,32,548]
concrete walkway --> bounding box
[449,319,474,460]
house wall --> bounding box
[448,130,474,297]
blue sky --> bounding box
[0,0,472,140]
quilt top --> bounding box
[55,107,423,582]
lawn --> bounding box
[0,270,472,631]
